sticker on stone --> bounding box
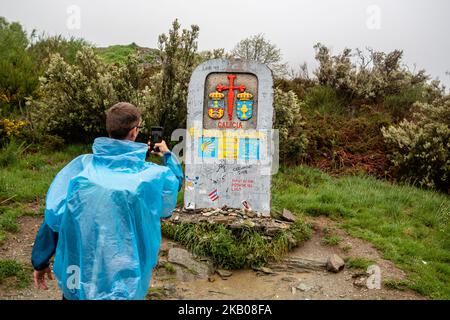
[185,176,199,191]
[209,189,219,201]
[198,137,218,158]
[239,138,260,160]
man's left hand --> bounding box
[33,266,53,290]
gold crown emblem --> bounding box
[209,91,225,100]
[237,92,253,100]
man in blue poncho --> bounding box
[31,102,183,300]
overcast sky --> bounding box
[2,0,449,86]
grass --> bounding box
[341,244,352,253]
[272,165,450,299]
[322,235,342,246]
[95,44,138,65]
[162,220,311,269]
[0,139,28,168]
[0,144,90,203]
[0,260,32,289]
[345,257,375,270]
[383,278,409,291]
[0,143,90,245]
[0,200,45,246]
[162,262,176,274]
[0,206,23,233]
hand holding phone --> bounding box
[148,140,170,157]
[149,126,163,152]
[148,126,170,157]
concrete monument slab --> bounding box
[184,59,275,215]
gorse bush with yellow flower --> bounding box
[0,118,29,144]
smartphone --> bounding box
[150,126,163,152]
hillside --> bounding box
[95,43,160,65]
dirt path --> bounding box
[0,216,423,300]
[0,216,61,300]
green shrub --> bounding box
[313,43,431,104]
[29,46,152,143]
[144,19,200,136]
[274,88,308,164]
[29,34,90,68]
[382,96,450,192]
[40,134,65,151]
[305,85,345,115]
[0,17,38,116]
[302,108,391,176]
[384,85,427,120]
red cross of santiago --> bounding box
[216,74,246,121]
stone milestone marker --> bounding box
[184,59,275,215]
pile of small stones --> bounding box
[167,206,296,238]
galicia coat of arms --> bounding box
[208,91,225,119]
[236,92,253,121]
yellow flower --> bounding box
[0,118,29,137]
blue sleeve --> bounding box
[31,221,58,271]
[160,152,184,218]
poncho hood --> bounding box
[92,137,148,161]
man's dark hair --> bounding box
[106,102,141,139]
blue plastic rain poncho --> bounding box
[43,137,183,300]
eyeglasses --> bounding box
[134,126,144,130]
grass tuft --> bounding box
[383,278,409,291]
[0,139,28,168]
[345,257,375,270]
[162,219,311,269]
[163,262,176,274]
[322,235,342,246]
[0,260,32,289]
